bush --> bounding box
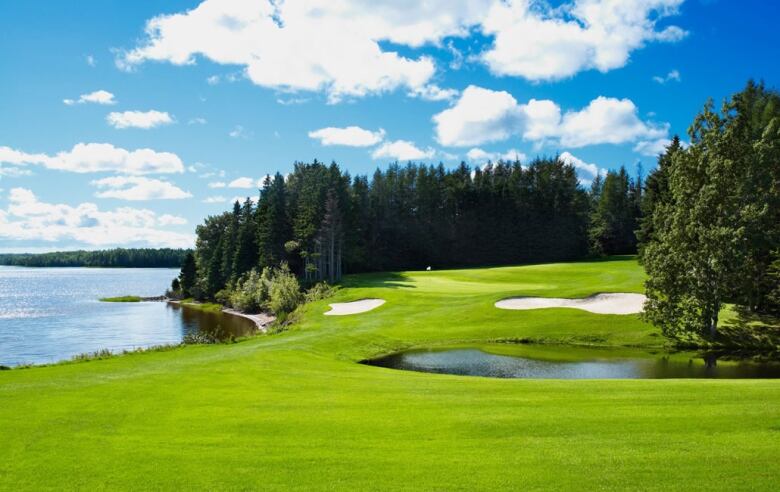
[305,282,337,303]
[229,268,272,313]
[268,264,302,315]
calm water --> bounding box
[367,347,780,379]
[0,266,255,366]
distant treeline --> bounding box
[179,156,641,300]
[0,248,192,268]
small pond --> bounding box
[365,345,780,379]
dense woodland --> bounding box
[0,248,191,268]
[177,81,779,346]
[179,155,642,303]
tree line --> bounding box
[178,155,643,302]
[0,248,192,268]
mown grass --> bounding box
[99,295,141,302]
[1,257,778,490]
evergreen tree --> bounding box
[233,198,259,279]
[178,252,197,298]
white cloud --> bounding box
[559,151,606,184]
[466,147,526,163]
[480,0,687,81]
[202,195,227,204]
[228,177,260,189]
[371,140,435,161]
[229,125,250,139]
[308,126,385,147]
[408,85,459,102]
[85,55,97,67]
[118,0,495,103]
[0,188,194,248]
[208,181,226,188]
[433,86,524,147]
[63,89,116,106]
[91,176,192,201]
[107,110,174,129]
[633,138,671,156]
[117,1,685,99]
[188,117,207,125]
[0,143,185,174]
[652,69,681,84]
[158,214,187,226]
[433,86,668,149]
[0,165,33,177]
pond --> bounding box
[365,345,780,379]
[0,266,256,367]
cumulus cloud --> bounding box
[633,138,672,156]
[433,86,668,149]
[308,126,385,147]
[466,147,526,163]
[0,188,194,248]
[117,1,492,102]
[91,176,192,201]
[371,140,436,161]
[106,110,174,129]
[653,69,681,84]
[158,214,188,226]
[63,89,116,106]
[0,143,185,174]
[559,151,606,184]
[480,0,687,81]
[208,181,226,188]
[433,86,525,147]
[117,1,685,98]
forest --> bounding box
[179,81,779,346]
[0,248,191,268]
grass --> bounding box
[99,295,141,302]
[1,257,779,490]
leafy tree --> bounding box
[642,81,780,341]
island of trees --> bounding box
[0,248,192,268]
[170,81,778,348]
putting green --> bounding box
[1,257,778,490]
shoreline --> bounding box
[167,300,275,332]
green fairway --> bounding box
[1,257,778,490]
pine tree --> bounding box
[178,252,197,298]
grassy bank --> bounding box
[1,257,778,490]
[99,295,141,302]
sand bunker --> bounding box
[495,293,646,315]
[324,299,386,316]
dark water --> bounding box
[366,347,780,379]
[0,266,255,366]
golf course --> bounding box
[1,257,778,490]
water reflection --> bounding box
[169,303,256,341]
[366,347,780,379]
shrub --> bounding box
[305,282,337,303]
[230,268,272,313]
[268,263,302,315]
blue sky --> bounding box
[0,0,777,252]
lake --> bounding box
[0,266,255,366]
[366,345,780,379]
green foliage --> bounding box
[178,252,197,299]
[0,248,190,268]
[641,81,780,341]
[229,268,272,313]
[99,296,141,303]
[267,263,303,315]
[304,281,337,303]
[589,166,641,255]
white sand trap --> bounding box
[495,293,646,315]
[324,299,386,316]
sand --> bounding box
[495,293,646,315]
[324,299,386,316]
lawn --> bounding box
[1,257,778,490]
